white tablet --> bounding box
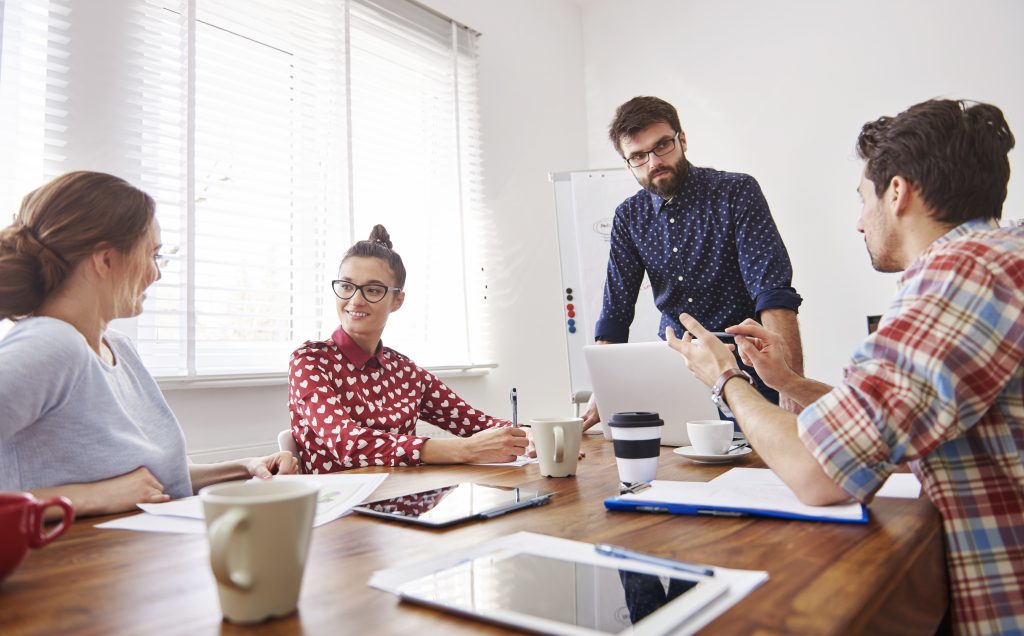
[352,483,551,528]
[396,550,728,635]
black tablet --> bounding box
[352,482,551,527]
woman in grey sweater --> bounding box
[0,171,297,517]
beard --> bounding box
[865,235,903,273]
[637,155,688,198]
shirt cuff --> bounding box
[754,287,803,314]
[594,318,628,343]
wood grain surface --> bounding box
[0,436,947,635]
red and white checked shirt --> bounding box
[799,220,1024,635]
[288,326,509,472]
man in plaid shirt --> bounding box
[669,98,1022,635]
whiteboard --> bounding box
[550,169,662,394]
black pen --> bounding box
[510,387,518,427]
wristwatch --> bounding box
[711,368,753,418]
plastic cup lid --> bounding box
[608,411,664,427]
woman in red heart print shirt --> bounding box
[287,225,528,473]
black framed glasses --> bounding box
[331,280,402,303]
[624,132,680,168]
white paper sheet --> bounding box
[473,455,539,467]
[96,473,387,533]
[370,531,768,636]
[875,472,922,499]
[618,467,866,522]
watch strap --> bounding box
[711,368,753,418]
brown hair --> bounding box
[857,99,1015,224]
[342,224,407,288]
[0,171,155,320]
[608,96,683,155]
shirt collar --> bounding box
[331,325,385,369]
[899,218,1000,284]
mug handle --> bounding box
[30,496,75,548]
[553,425,564,464]
[208,508,253,590]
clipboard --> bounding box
[604,497,868,524]
[603,475,869,524]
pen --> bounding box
[672,328,740,340]
[594,544,715,577]
[510,387,518,427]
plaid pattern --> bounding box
[798,219,1024,635]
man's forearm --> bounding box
[723,378,849,506]
[761,308,803,374]
[778,376,834,410]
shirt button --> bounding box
[669,218,675,223]
[672,247,678,253]
[688,298,694,303]
[677,276,683,281]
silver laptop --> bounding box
[583,342,720,446]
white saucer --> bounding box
[673,446,752,464]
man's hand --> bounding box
[666,313,739,388]
[582,393,601,431]
[728,319,801,393]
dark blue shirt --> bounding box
[595,165,802,343]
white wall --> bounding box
[577,0,1024,382]
[172,0,589,459]
[175,0,1024,458]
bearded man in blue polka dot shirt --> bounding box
[584,96,805,429]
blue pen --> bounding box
[510,388,518,427]
[594,544,715,577]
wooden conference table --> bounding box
[0,436,947,635]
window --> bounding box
[0,0,487,379]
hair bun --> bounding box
[367,224,393,250]
[0,224,69,319]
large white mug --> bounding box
[200,480,319,623]
[529,418,583,477]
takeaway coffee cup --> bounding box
[200,480,319,623]
[529,418,584,477]
[608,411,664,486]
[687,420,733,455]
[0,492,75,586]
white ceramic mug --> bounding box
[529,418,583,477]
[686,420,733,455]
[200,480,319,623]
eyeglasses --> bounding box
[153,245,179,270]
[624,133,680,168]
[331,280,402,303]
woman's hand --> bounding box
[244,451,300,479]
[99,467,170,512]
[464,426,529,463]
[32,467,170,519]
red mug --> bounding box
[0,492,75,585]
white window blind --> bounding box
[348,0,485,367]
[0,0,486,380]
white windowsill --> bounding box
[157,363,497,390]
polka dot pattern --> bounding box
[595,166,802,342]
[287,336,509,473]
